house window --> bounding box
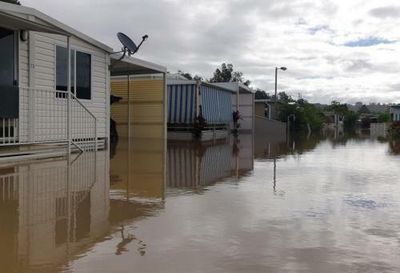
[76,51,91,100]
[56,46,91,100]
[0,27,15,87]
[0,27,19,119]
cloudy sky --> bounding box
[23,0,400,104]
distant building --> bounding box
[390,105,400,121]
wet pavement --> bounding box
[1,131,400,272]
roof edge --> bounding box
[0,2,113,53]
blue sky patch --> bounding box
[344,37,395,47]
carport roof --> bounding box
[110,54,167,76]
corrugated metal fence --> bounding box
[167,83,233,125]
[168,84,196,124]
[201,85,232,124]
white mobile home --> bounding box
[0,2,112,154]
[390,105,400,122]
[0,2,167,158]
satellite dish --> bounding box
[116,32,149,60]
[117,32,137,55]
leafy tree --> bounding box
[377,112,390,123]
[278,94,324,132]
[177,70,203,81]
[254,89,270,100]
[278,92,293,103]
[325,101,358,129]
[0,0,21,4]
[358,105,370,114]
[209,63,251,86]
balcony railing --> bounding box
[0,87,97,152]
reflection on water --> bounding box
[0,151,109,273]
[167,135,254,191]
[2,129,400,272]
[110,138,165,200]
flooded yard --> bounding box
[1,132,400,272]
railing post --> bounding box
[95,118,97,152]
[67,36,72,154]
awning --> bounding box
[110,54,167,76]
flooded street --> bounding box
[1,133,400,272]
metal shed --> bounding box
[212,82,255,133]
[167,80,235,128]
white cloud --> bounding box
[22,0,400,104]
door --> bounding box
[0,27,19,119]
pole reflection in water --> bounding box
[0,150,109,273]
[109,137,166,257]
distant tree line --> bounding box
[177,63,251,86]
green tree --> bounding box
[358,105,370,114]
[177,70,203,81]
[254,89,270,100]
[325,101,358,129]
[278,95,324,132]
[209,63,251,86]
[377,112,390,123]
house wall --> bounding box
[255,102,270,117]
[390,108,400,121]
[232,93,254,132]
[255,116,286,140]
[111,78,165,139]
[18,32,110,141]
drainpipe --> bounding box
[67,36,71,154]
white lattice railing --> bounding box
[0,87,97,152]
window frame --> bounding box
[55,44,93,100]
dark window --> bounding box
[0,27,15,87]
[76,51,91,100]
[56,46,91,100]
[0,27,19,119]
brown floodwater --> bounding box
[1,131,400,273]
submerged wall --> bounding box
[255,116,286,140]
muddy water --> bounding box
[1,133,400,272]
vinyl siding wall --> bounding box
[18,32,109,141]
